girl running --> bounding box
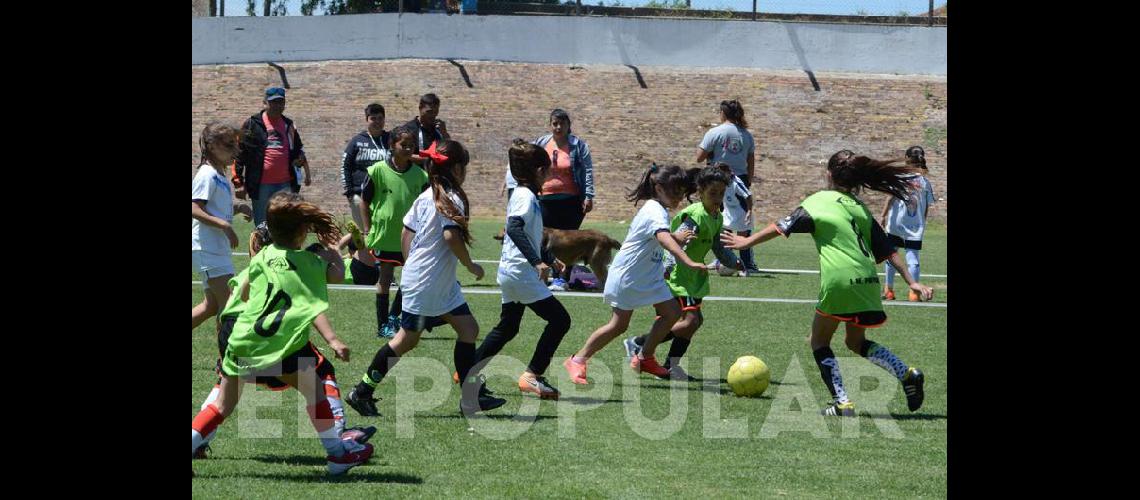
[468,139,572,400]
[347,139,508,417]
[624,165,743,381]
[721,150,934,416]
[880,146,936,301]
[194,221,375,460]
[190,192,374,476]
[563,164,708,384]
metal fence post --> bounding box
[753,0,757,20]
[929,0,934,26]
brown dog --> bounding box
[493,227,622,289]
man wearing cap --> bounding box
[234,87,310,225]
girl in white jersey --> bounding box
[880,146,936,301]
[466,139,572,400]
[192,122,253,330]
[563,164,708,383]
[347,139,508,417]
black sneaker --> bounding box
[193,443,210,460]
[460,394,507,416]
[902,368,925,411]
[476,374,496,397]
[346,388,381,417]
[340,425,378,444]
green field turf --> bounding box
[192,217,947,498]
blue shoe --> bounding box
[378,316,399,338]
[548,278,567,291]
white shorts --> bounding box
[603,278,673,311]
[498,269,552,305]
[193,250,235,285]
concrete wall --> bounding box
[192,14,946,75]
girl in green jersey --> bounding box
[722,151,934,417]
[194,223,375,460]
[191,193,375,476]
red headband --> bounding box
[419,142,450,165]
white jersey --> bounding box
[497,188,551,304]
[884,174,935,242]
[603,199,674,310]
[191,163,234,255]
[721,175,753,232]
[400,188,467,316]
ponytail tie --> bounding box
[649,163,659,173]
[419,141,450,165]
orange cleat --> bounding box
[884,289,896,300]
[908,290,920,302]
[632,355,669,378]
[563,357,588,385]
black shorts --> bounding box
[676,296,703,312]
[349,258,381,285]
[225,342,336,391]
[400,303,472,333]
[816,309,888,328]
[887,234,923,251]
[370,249,405,266]
[217,315,238,360]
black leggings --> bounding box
[540,196,586,230]
[474,296,571,375]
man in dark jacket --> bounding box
[405,93,450,152]
[234,87,308,225]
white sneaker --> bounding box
[623,337,642,361]
[667,364,696,382]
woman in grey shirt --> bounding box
[697,100,759,273]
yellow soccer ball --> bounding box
[727,355,770,397]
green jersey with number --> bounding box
[667,202,723,299]
[222,244,330,375]
[218,268,250,318]
[799,190,883,314]
[365,160,428,253]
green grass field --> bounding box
[192,217,947,498]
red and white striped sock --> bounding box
[196,384,223,446]
[323,377,346,435]
[191,404,225,457]
[307,399,343,457]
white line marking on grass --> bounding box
[229,253,947,278]
[192,282,946,308]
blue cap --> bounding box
[265,87,286,101]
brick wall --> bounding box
[192,60,947,226]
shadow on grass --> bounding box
[227,469,424,484]
[866,412,947,421]
[417,413,561,422]
[558,396,629,405]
